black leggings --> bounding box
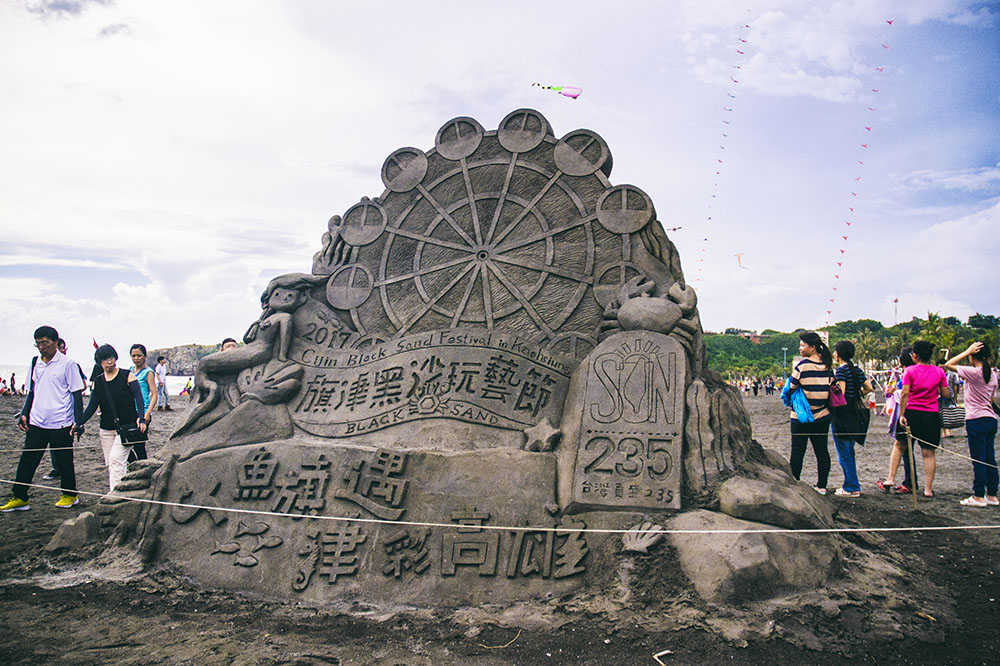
[790,416,832,488]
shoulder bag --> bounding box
[940,402,965,430]
[99,374,147,445]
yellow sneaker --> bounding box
[54,495,79,508]
[1,498,30,512]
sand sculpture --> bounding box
[102,109,841,607]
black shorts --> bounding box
[904,409,941,450]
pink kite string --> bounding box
[824,19,893,327]
[696,16,752,283]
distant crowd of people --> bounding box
[1,373,25,396]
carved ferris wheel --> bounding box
[323,109,657,359]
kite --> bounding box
[886,19,894,25]
[531,83,582,99]
[734,253,749,269]
[666,226,682,232]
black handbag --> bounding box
[832,366,870,445]
[99,373,147,445]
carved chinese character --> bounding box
[369,366,404,407]
[234,447,278,500]
[344,372,370,411]
[446,361,481,395]
[272,455,330,517]
[406,355,456,402]
[553,515,588,578]
[296,374,345,413]
[481,355,520,402]
[293,517,367,591]
[514,369,554,417]
[172,480,227,525]
[505,521,554,578]
[441,507,499,576]
[381,528,431,578]
[334,449,408,520]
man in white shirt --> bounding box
[155,356,171,411]
[2,325,86,511]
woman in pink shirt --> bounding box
[945,342,998,507]
[898,340,951,497]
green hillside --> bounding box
[707,312,1000,378]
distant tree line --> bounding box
[707,312,1000,378]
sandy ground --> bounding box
[0,392,997,665]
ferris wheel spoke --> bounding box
[385,226,471,253]
[490,171,561,248]
[460,159,483,246]
[485,261,555,337]
[416,184,477,247]
[451,263,482,327]
[485,153,518,245]
[495,215,597,254]
[395,262,478,338]
[374,255,471,287]
[481,263,494,329]
[492,254,594,285]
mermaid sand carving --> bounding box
[173,273,327,437]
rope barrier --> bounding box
[765,421,1000,471]
[1,477,997,536]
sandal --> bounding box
[876,480,894,493]
[835,488,861,498]
[987,496,999,506]
[895,485,912,495]
[923,490,934,498]
[960,496,988,507]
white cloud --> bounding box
[948,6,999,26]
[0,277,60,300]
[899,165,1000,193]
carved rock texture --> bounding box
[760,446,794,479]
[166,400,293,460]
[683,374,756,496]
[45,511,101,553]
[717,476,834,530]
[668,510,842,604]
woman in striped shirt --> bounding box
[788,331,835,494]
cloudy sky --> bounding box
[1,0,998,365]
